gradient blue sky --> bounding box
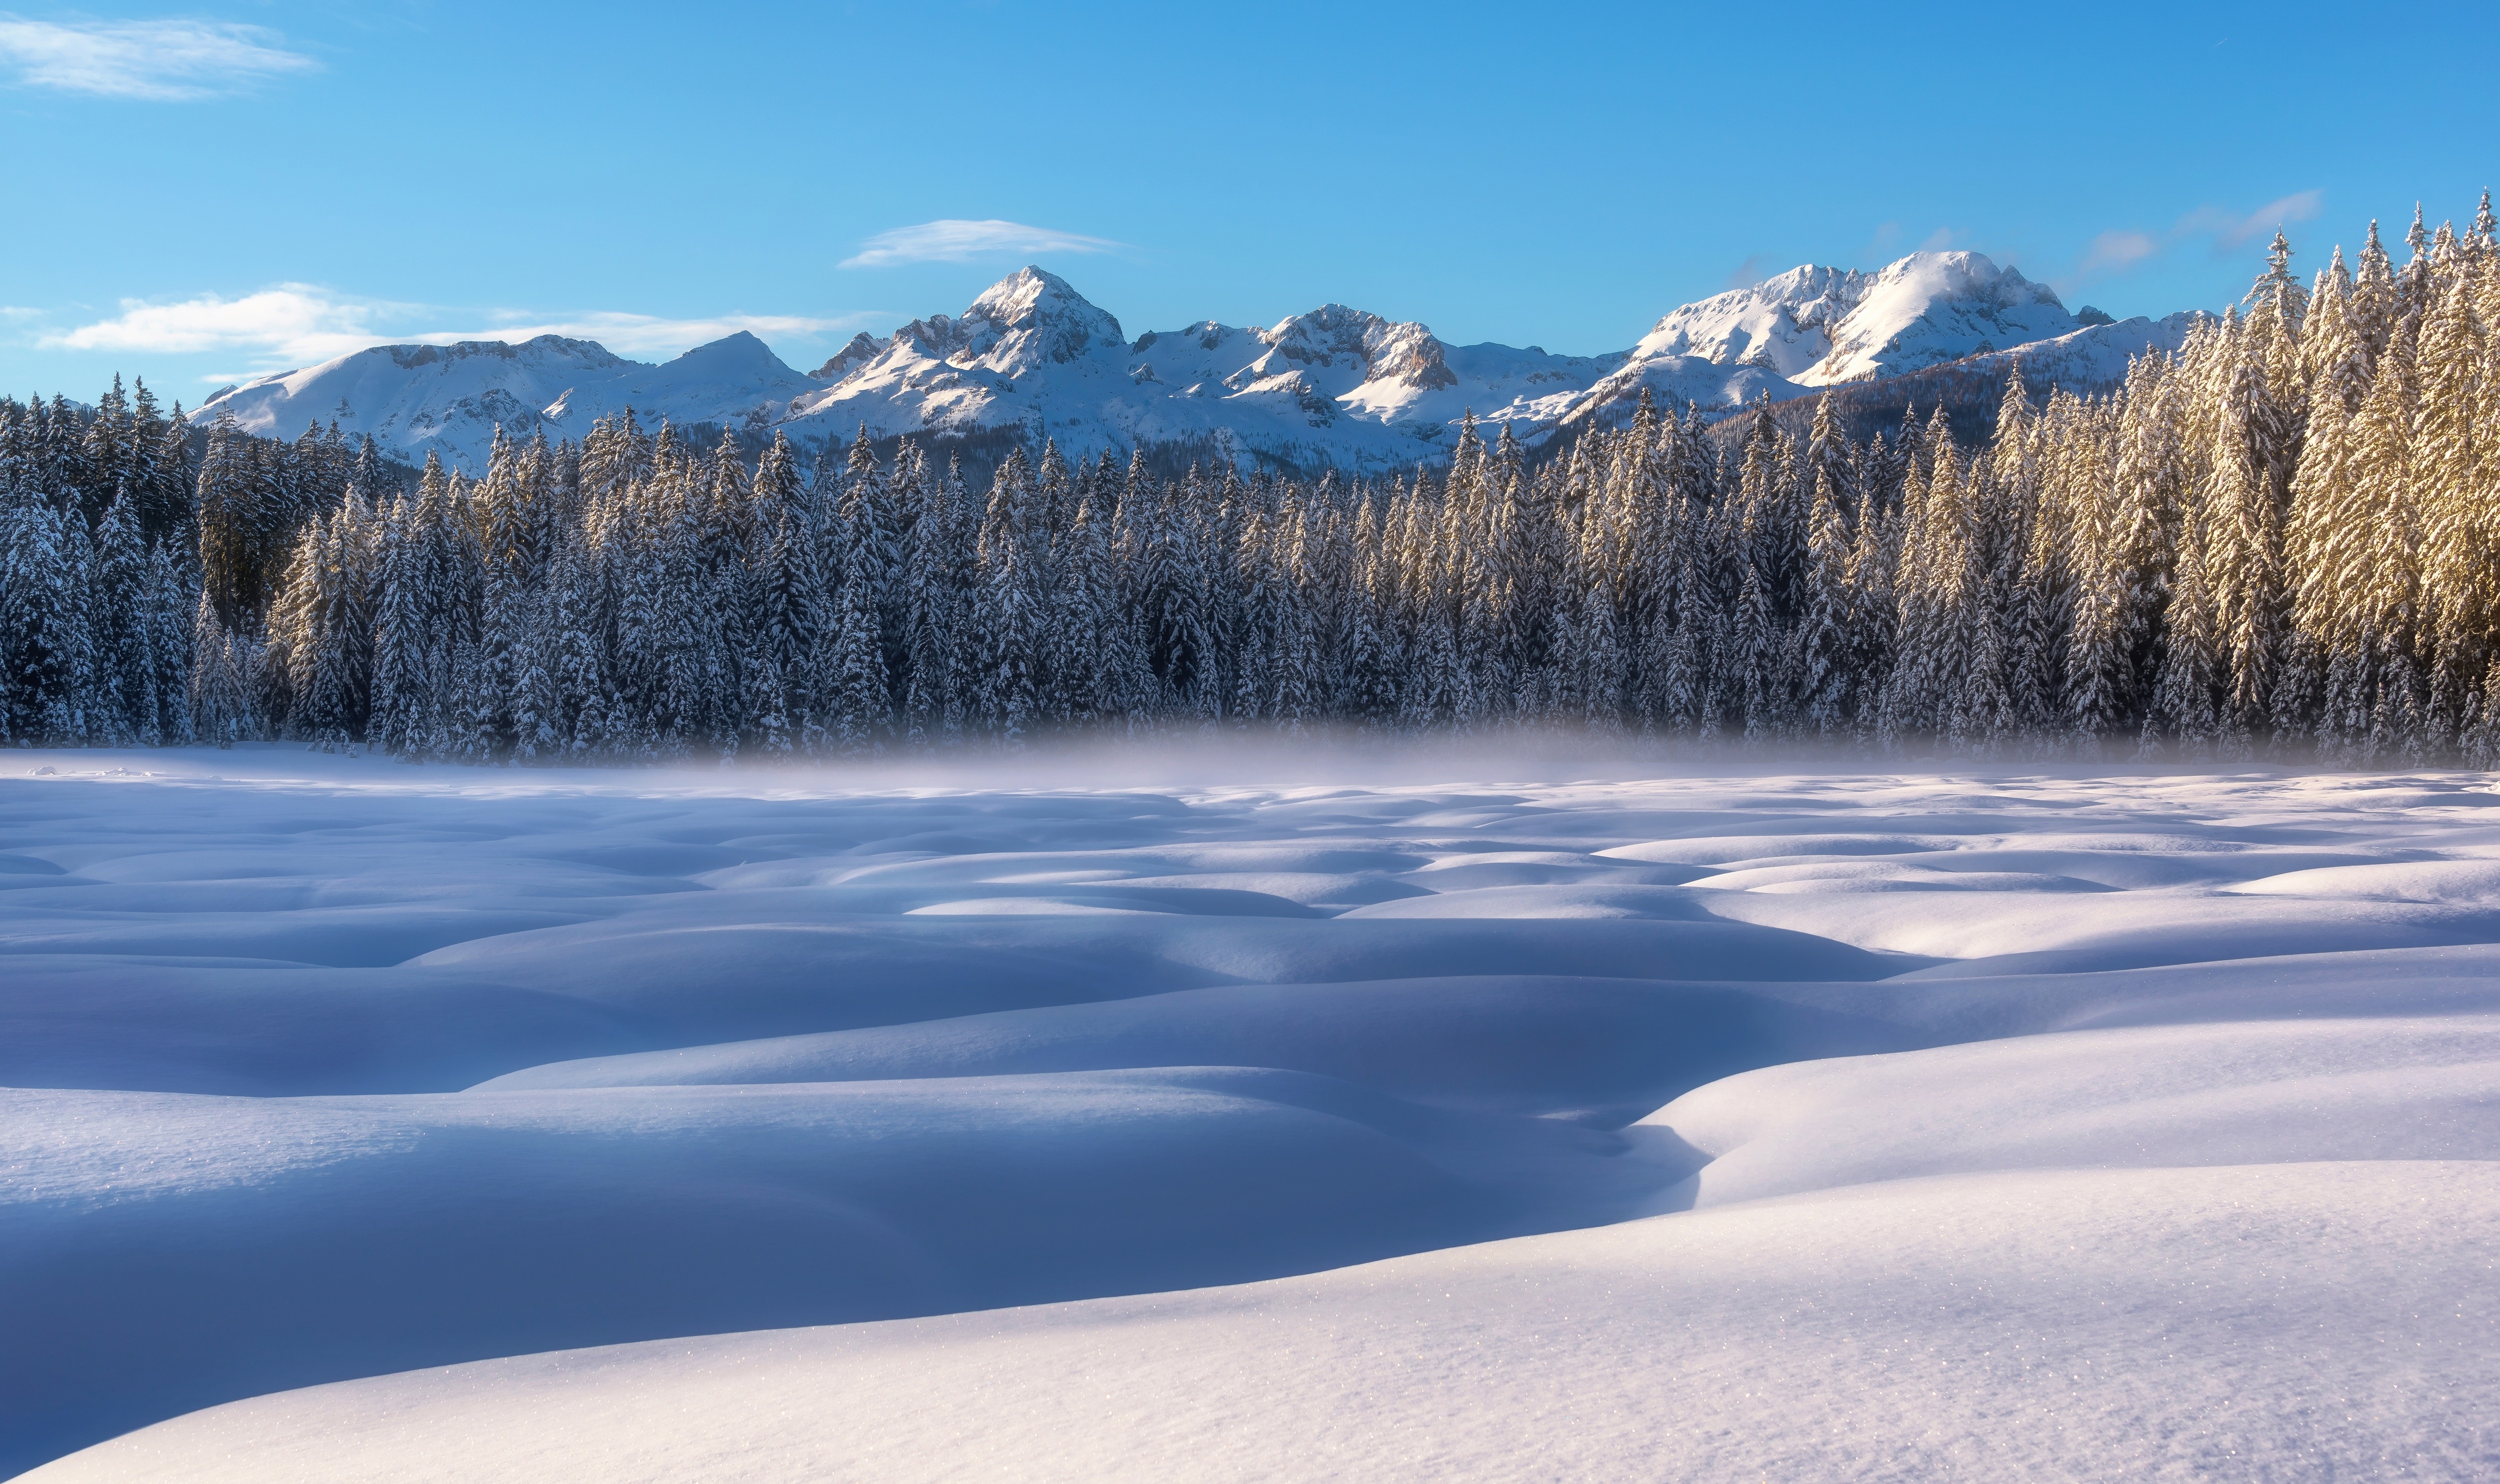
[3,0,2492,400]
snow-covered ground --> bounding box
[6,748,2497,1480]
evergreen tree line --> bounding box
[0,377,206,746]
[6,198,2500,765]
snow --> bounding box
[1630,262,1874,376]
[8,751,2497,1480]
[190,252,2162,476]
[1800,250,2076,383]
[196,331,820,471]
[1623,250,2084,387]
[1970,309,2204,390]
[780,268,1642,472]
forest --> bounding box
[3,202,2496,767]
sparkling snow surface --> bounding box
[7,751,2498,1481]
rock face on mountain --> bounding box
[196,254,2178,474]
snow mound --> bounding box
[7,752,2500,1477]
[30,1163,2496,1484]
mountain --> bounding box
[1964,309,2206,388]
[199,332,818,468]
[1626,251,2088,385]
[777,268,1660,471]
[194,252,2182,474]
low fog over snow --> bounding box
[4,748,2496,1480]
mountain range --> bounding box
[197,251,2200,474]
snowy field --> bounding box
[5,746,2498,1481]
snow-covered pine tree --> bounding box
[368,497,432,759]
[1794,458,1854,737]
[89,488,154,746]
[972,447,1044,742]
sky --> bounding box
[2,0,2494,401]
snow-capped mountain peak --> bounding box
[781,273,1634,463]
[1809,250,2073,383]
[1258,305,1458,392]
[810,332,886,381]
[957,265,1126,370]
[198,329,816,464]
[194,251,2190,475]
[1630,263,1874,378]
[1628,250,2082,386]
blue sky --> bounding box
[2,0,2492,401]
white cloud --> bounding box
[2077,229,2160,277]
[44,285,394,362]
[1720,253,1772,291]
[2182,189,2325,252]
[2058,189,2328,293]
[840,218,1124,269]
[0,15,317,100]
[44,286,882,372]
[462,311,875,356]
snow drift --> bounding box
[6,751,2498,1480]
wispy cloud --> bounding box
[2056,189,2328,294]
[42,286,880,375]
[0,15,318,99]
[44,286,396,363]
[1720,253,1771,291]
[461,311,878,357]
[840,218,1124,269]
[2180,189,2324,253]
[2076,229,2160,278]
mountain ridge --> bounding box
[197,253,2196,473]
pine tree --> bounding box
[369,497,432,759]
[973,447,1044,741]
[90,488,154,745]
[187,591,252,747]
[2,497,96,744]
[2413,273,2490,750]
[1794,461,1854,735]
[828,569,886,755]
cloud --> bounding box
[450,311,878,357]
[2076,230,2160,277]
[44,286,396,362]
[0,15,317,99]
[42,286,882,373]
[1720,253,1772,291]
[2056,189,2328,293]
[840,218,1124,269]
[2180,189,2324,253]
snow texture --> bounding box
[193,250,2128,474]
[8,751,2498,1481]
[1625,251,2081,385]
[199,332,818,469]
